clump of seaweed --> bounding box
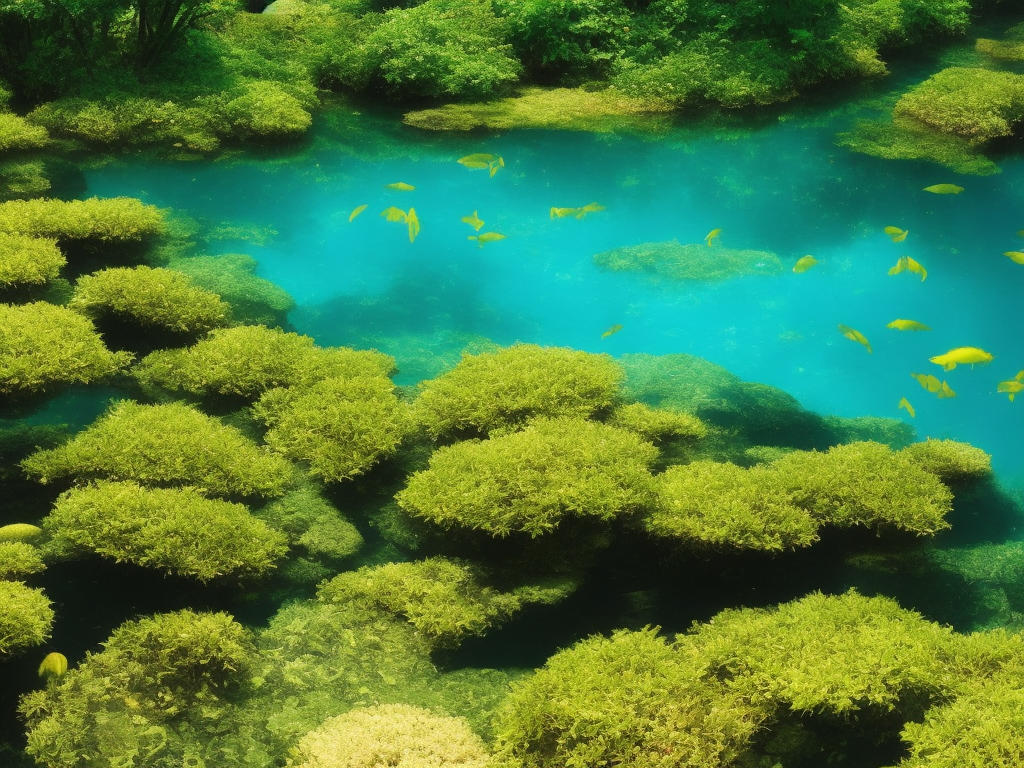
[594,239,783,282]
[166,253,296,327]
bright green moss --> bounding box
[256,484,363,561]
[594,239,784,282]
[976,23,1024,62]
[607,402,708,442]
[0,580,53,655]
[255,375,409,483]
[492,626,763,768]
[135,325,395,400]
[899,438,992,483]
[647,461,820,551]
[0,302,133,395]
[0,234,65,287]
[21,400,294,498]
[43,480,288,580]
[0,112,48,152]
[166,253,296,326]
[397,417,658,537]
[0,541,45,579]
[221,81,313,140]
[290,704,491,768]
[0,523,44,542]
[411,344,623,438]
[0,197,165,242]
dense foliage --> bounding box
[0,234,64,288]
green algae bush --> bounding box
[254,483,363,562]
[0,580,53,656]
[0,234,65,289]
[166,254,296,326]
[900,438,993,483]
[0,197,165,243]
[0,541,44,579]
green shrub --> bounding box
[21,400,294,497]
[135,325,395,400]
[397,417,658,537]
[0,302,132,395]
[43,480,288,580]
[606,402,707,442]
[0,541,45,579]
[0,197,165,242]
[290,704,491,768]
[0,233,65,287]
[0,158,52,201]
[647,461,820,551]
[166,253,295,326]
[411,344,623,438]
[900,438,992,482]
[0,580,53,654]
[221,81,313,139]
[255,375,408,483]
[256,483,363,561]
[69,265,229,333]
[0,112,49,152]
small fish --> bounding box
[407,208,420,243]
[461,211,485,231]
[348,204,368,222]
[550,207,579,219]
[705,228,722,246]
[887,319,931,331]
[937,380,957,399]
[923,184,964,194]
[884,226,908,242]
[468,232,505,248]
[576,202,606,218]
[929,347,994,371]
[911,372,942,393]
[380,206,408,223]
[488,157,505,177]
[898,397,915,418]
[385,182,415,191]
[838,324,872,353]
[601,324,624,339]
[998,379,1024,402]
[792,255,818,273]
[38,652,68,679]
[458,153,496,169]
[888,256,927,281]
[1004,251,1024,265]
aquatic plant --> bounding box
[0,541,45,579]
[166,253,296,326]
[975,22,1024,62]
[221,81,313,140]
[0,197,165,243]
[605,402,708,443]
[69,265,230,334]
[593,239,784,282]
[254,375,409,483]
[21,400,295,497]
[255,483,363,562]
[289,704,491,768]
[42,480,289,580]
[397,417,658,537]
[0,234,65,288]
[135,325,394,400]
[900,438,992,483]
[0,302,133,395]
[0,523,44,543]
[0,580,53,655]
[0,158,52,201]
[0,112,48,152]
[411,344,623,438]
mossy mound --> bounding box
[0,112,48,152]
[0,541,45,579]
[975,23,1024,62]
[166,253,296,327]
[255,484,363,562]
[43,480,289,580]
[900,439,992,483]
[594,239,783,282]
[606,402,708,443]
[0,580,53,655]
[0,196,165,243]
[0,234,65,288]
[403,86,673,133]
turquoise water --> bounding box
[84,113,1024,490]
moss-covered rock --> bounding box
[0,197,165,243]
[899,438,992,483]
[43,481,289,580]
[166,253,295,327]
[21,400,294,498]
[594,239,784,282]
[221,81,313,140]
[0,302,132,396]
[0,234,65,288]
[397,417,657,537]
[0,579,53,655]
[411,344,623,438]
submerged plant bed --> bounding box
[593,239,783,282]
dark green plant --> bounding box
[255,483,363,562]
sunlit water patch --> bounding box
[84,113,1024,491]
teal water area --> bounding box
[84,111,1024,493]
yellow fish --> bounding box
[888,256,927,281]
[461,211,485,231]
[601,324,623,339]
[1004,251,1024,265]
[550,206,579,219]
[488,157,505,177]
[576,202,606,218]
[705,228,722,246]
[380,206,408,223]
[898,397,915,418]
[792,255,818,273]
[923,184,964,194]
[407,208,420,243]
[348,204,368,222]
[38,652,68,679]
[468,232,505,248]
[929,347,994,371]
[458,153,496,169]
[911,372,942,392]
[838,324,872,353]
[884,226,908,242]
[937,380,957,399]
[887,319,931,331]
[998,379,1023,402]
[385,182,415,191]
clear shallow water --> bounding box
[84,113,1024,490]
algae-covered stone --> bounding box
[0,580,53,655]
[0,234,65,288]
[594,239,783,282]
[606,402,707,442]
[975,23,1024,62]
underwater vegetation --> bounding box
[593,239,784,282]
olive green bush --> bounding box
[0,541,44,579]
[221,81,313,139]
[43,480,288,580]
[607,402,707,443]
[0,112,48,152]
[0,197,165,242]
[0,233,64,288]
[69,265,229,334]
[647,461,820,552]
[411,344,623,438]
[135,325,395,400]
[289,704,491,768]
[0,302,132,395]
[19,610,268,768]
[21,400,294,497]
[256,483,362,562]
[397,417,657,537]
[255,375,409,483]
[900,438,992,483]
[166,253,295,327]
[0,580,53,655]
